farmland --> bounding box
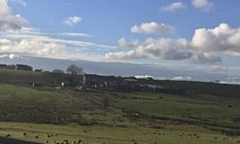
[0,69,240,143]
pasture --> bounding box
[0,122,239,144]
[0,74,240,143]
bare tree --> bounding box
[52,69,64,74]
[66,64,83,75]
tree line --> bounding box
[52,64,83,75]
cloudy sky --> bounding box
[0,0,240,84]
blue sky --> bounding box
[1,0,240,84]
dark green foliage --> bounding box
[101,96,110,108]
[0,68,82,87]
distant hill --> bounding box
[0,68,82,87]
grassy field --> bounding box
[0,68,240,143]
[0,122,239,144]
[0,68,82,87]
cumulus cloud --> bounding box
[64,16,81,26]
[106,25,229,64]
[107,23,240,63]
[191,23,240,56]
[161,2,186,12]
[188,53,221,64]
[118,38,139,48]
[0,38,11,46]
[0,0,27,32]
[131,22,174,35]
[106,38,193,61]
[192,0,213,11]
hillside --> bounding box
[0,68,82,87]
[0,68,240,143]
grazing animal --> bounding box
[23,132,27,136]
[5,134,11,138]
[35,135,39,139]
[78,139,83,144]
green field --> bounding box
[0,69,240,143]
[0,122,239,144]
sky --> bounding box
[0,0,240,84]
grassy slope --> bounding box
[0,68,82,87]
[0,84,239,143]
[0,69,240,143]
[92,92,240,135]
[0,122,238,144]
[0,69,54,85]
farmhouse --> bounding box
[82,73,117,88]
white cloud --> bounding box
[131,22,174,35]
[205,65,227,72]
[188,53,221,64]
[0,27,117,62]
[0,38,11,46]
[118,38,139,48]
[109,23,240,62]
[9,0,27,7]
[0,0,28,32]
[0,54,8,58]
[191,23,240,56]
[106,38,193,61]
[135,75,153,79]
[60,32,92,37]
[9,53,20,59]
[64,16,81,26]
[4,27,115,49]
[192,0,213,11]
[0,53,22,59]
[172,76,192,81]
[161,2,186,12]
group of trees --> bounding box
[52,64,83,75]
